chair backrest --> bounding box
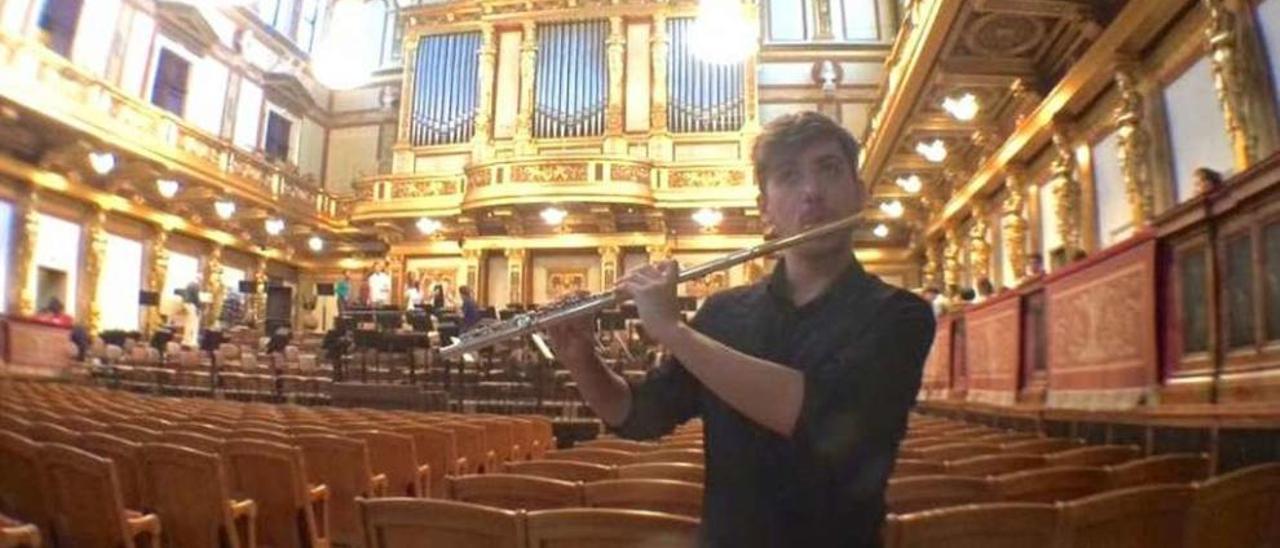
[222,439,324,548]
[915,442,1002,462]
[350,430,423,497]
[1044,445,1141,467]
[107,423,160,443]
[390,424,458,497]
[0,431,53,546]
[616,463,705,484]
[545,448,639,466]
[1058,484,1195,548]
[1106,453,1211,489]
[883,503,1057,548]
[360,497,524,548]
[945,454,1045,477]
[141,443,241,548]
[892,459,946,478]
[229,428,291,444]
[507,418,535,461]
[294,434,378,548]
[26,421,81,445]
[447,474,583,510]
[1001,438,1083,455]
[435,421,489,474]
[0,413,32,435]
[75,432,147,511]
[579,439,660,453]
[179,422,233,439]
[631,449,704,465]
[469,419,517,463]
[58,414,108,433]
[583,479,703,518]
[992,466,1109,503]
[525,508,699,548]
[521,415,555,459]
[1187,462,1280,548]
[886,475,997,515]
[503,460,617,483]
[39,443,135,548]
[161,431,226,454]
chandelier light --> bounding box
[264,217,285,236]
[916,139,948,163]
[311,0,375,90]
[416,217,442,235]
[692,207,724,229]
[873,223,890,238]
[879,200,904,219]
[690,0,758,64]
[942,93,980,121]
[214,199,236,220]
[895,174,922,194]
[308,235,324,252]
[88,151,116,175]
[540,207,568,226]
[155,178,181,199]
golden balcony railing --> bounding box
[0,32,340,225]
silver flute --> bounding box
[438,213,864,359]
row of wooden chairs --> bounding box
[504,460,705,484]
[893,444,1146,479]
[541,447,704,467]
[885,462,1280,548]
[444,474,702,518]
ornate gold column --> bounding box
[514,21,538,154]
[599,245,621,289]
[252,257,268,325]
[461,248,482,292]
[1114,68,1155,227]
[146,228,170,334]
[605,16,626,149]
[813,0,834,40]
[922,239,942,290]
[741,3,761,135]
[1002,168,1029,284]
[1050,126,1082,259]
[473,24,497,158]
[398,35,420,146]
[1204,0,1259,168]
[203,245,223,328]
[505,248,526,305]
[81,207,108,333]
[389,253,405,305]
[9,186,39,317]
[968,203,991,284]
[649,13,672,161]
[942,224,961,295]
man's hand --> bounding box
[617,260,682,341]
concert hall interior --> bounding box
[1,0,1280,546]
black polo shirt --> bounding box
[611,259,936,547]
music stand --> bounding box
[149,329,174,363]
[200,329,226,391]
[407,310,432,332]
[376,307,404,331]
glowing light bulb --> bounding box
[692,207,724,228]
[308,235,324,252]
[541,207,567,226]
[942,93,979,121]
[88,152,116,175]
[690,0,757,64]
[214,200,236,220]
[873,224,890,238]
[916,139,948,163]
[311,0,375,90]
[416,217,442,235]
[880,200,904,219]
[895,174,923,194]
[155,178,181,198]
[264,218,285,236]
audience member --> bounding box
[1193,167,1224,196]
[367,261,392,306]
[1026,252,1045,278]
[33,297,73,327]
[459,285,480,331]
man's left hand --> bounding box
[616,260,682,341]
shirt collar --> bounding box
[765,256,869,312]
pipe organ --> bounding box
[533,20,609,139]
[667,18,745,133]
[410,31,482,146]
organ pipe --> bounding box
[666,18,744,134]
[409,32,481,146]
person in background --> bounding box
[335,270,352,313]
[431,284,447,310]
[1193,167,1224,197]
[367,261,392,306]
[459,285,480,331]
[959,287,977,305]
[180,281,202,347]
[34,297,73,327]
[975,278,995,302]
[921,287,946,317]
[404,271,423,311]
[1026,252,1045,279]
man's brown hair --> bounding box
[751,111,861,190]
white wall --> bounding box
[325,125,380,193]
[162,251,200,317]
[767,0,808,42]
[118,10,155,98]
[299,117,327,180]
[0,201,11,313]
[233,79,265,150]
[1258,0,1280,116]
[70,0,121,77]
[189,56,230,134]
[0,0,35,35]
[1040,179,1061,266]
[29,213,81,316]
[99,234,143,331]
[486,255,509,309]
[221,265,245,292]
[1092,131,1131,247]
[1163,57,1236,202]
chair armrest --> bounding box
[309,484,330,542]
[369,473,388,498]
[229,499,257,548]
[416,464,431,498]
[125,512,162,548]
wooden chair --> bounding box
[0,414,32,436]
[74,432,147,511]
[883,503,1057,548]
[359,497,525,548]
[229,428,291,444]
[945,454,1045,477]
[886,475,997,515]
[521,415,556,459]
[616,463,705,484]
[140,444,258,548]
[656,440,703,451]
[503,460,617,482]
[579,439,660,453]
[912,443,1002,462]
[1057,484,1195,548]
[222,439,330,548]
[524,508,699,548]
[56,415,108,433]
[447,474,583,510]
[107,423,160,444]
[24,422,80,446]
[389,424,460,497]
[992,466,1109,503]
[0,431,53,547]
[294,434,387,548]
[631,449,704,465]
[177,422,232,439]
[160,431,225,454]
[971,432,1039,444]
[583,479,703,518]
[1105,453,1211,490]
[507,418,536,461]
[350,430,431,498]
[470,419,519,464]
[433,422,490,474]
[0,511,42,548]
[1044,445,1141,468]
[1187,462,1280,548]
[546,448,639,466]
[39,444,161,548]
[1001,438,1083,455]
[892,459,946,478]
